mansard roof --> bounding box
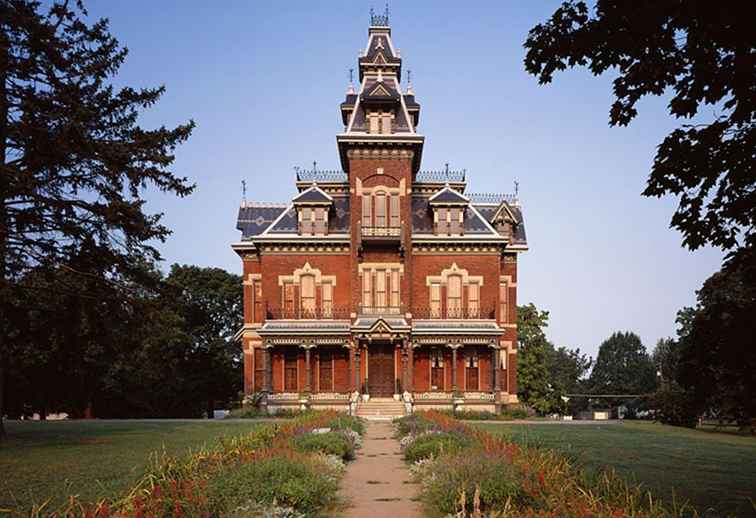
[411,195,497,236]
[292,184,333,205]
[236,203,288,239]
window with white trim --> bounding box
[447,275,462,318]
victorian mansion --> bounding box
[233,13,527,415]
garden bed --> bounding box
[396,412,695,517]
[21,411,363,518]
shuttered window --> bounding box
[429,283,441,318]
[381,113,392,134]
[390,194,400,228]
[313,207,327,235]
[447,275,462,318]
[283,283,296,318]
[374,192,387,228]
[319,350,333,391]
[374,270,387,308]
[362,196,372,229]
[390,270,400,310]
[499,282,508,323]
[468,283,479,318]
[301,275,315,316]
[322,282,333,318]
[300,207,313,235]
[362,271,372,308]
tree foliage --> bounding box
[4,264,242,420]
[524,1,755,255]
[589,331,657,395]
[517,303,590,414]
[0,0,194,436]
[676,248,756,428]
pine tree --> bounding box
[0,0,194,438]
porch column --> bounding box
[354,347,362,392]
[401,342,409,393]
[450,344,459,392]
[304,346,312,393]
[408,345,414,392]
[491,346,498,393]
[347,343,354,392]
[263,345,272,393]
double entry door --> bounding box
[367,343,395,396]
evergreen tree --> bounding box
[0,0,194,437]
[517,303,557,413]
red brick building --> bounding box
[233,12,527,414]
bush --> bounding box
[650,387,699,428]
[404,432,470,463]
[207,455,339,515]
[395,413,437,437]
[292,431,355,461]
[417,451,529,516]
[325,414,365,436]
[227,406,302,419]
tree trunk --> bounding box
[0,359,6,440]
[207,398,214,419]
[0,28,9,442]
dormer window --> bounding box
[368,110,393,134]
[428,185,469,236]
[292,183,333,236]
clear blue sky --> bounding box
[87,1,722,360]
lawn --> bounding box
[474,421,756,517]
[0,419,264,512]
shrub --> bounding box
[395,413,437,437]
[403,432,470,463]
[418,451,529,516]
[227,406,302,419]
[206,455,339,515]
[325,414,365,436]
[292,431,355,460]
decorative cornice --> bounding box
[412,243,501,255]
[346,148,415,160]
[259,243,350,255]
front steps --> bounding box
[355,397,406,420]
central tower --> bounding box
[337,9,423,312]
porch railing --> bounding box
[412,306,496,320]
[357,304,405,316]
[264,305,351,320]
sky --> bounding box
[85,1,723,360]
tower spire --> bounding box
[370,4,389,26]
[406,69,414,94]
[347,68,355,94]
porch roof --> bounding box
[258,320,351,336]
[411,320,503,336]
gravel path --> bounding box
[338,421,423,518]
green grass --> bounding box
[473,421,756,517]
[0,419,264,512]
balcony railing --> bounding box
[361,226,401,239]
[412,307,496,320]
[264,306,351,320]
[357,305,405,316]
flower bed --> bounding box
[27,412,363,518]
[396,411,693,517]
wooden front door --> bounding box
[368,343,395,396]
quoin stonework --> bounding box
[233,11,527,416]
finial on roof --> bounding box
[406,69,414,94]
[347,68,355,94]
[241,179,247,204]
[514,179,519,197]
[370,3,389,26]
[313,160,318,172]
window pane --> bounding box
[369,113,379,134]
[449,208,461,234]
